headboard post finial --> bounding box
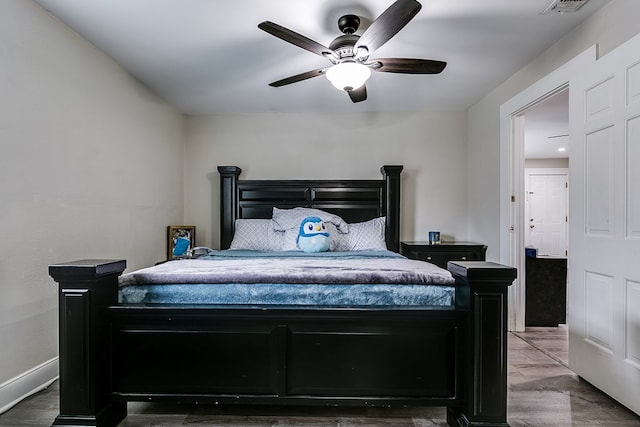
[218,166,242,249]
[381,165,403,252]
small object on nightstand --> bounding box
[400,241,487,269]
[428,231,441,245]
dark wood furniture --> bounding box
[400,241,487,269]
[525,256,567,327]
[49,165,516,427]
[218,165,403,252]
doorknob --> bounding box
[530,224,535,229]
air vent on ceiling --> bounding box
[541,0,590,14]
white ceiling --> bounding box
[34,0,610,118]
[524,89,569,159]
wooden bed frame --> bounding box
[49,165,516,427]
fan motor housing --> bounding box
[329,34,359,59]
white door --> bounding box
[568,33,640,415]
[525,170,568,257]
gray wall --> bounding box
[525,158,569,169]
[184,110,468,248]
[0,0,185,395]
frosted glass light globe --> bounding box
[326,62,371,91]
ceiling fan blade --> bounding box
[347,85,367,103]
[268,68,327,87]
[258,21,335,58]
[370,58,447,74]
[354,0,422,56]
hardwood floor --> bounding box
[1,331,639,426]
[513,325,569,367]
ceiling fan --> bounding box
[258,0,446,103]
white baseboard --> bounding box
[0,357,58,414]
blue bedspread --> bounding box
[118,250,455,307]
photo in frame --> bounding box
[167,226,196,259]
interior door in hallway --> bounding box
[568,33,640,415]
[525,170,568,257]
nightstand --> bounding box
[400,241,487,269]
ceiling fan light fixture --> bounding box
[326,62,371,91]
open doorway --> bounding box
[499,45,596,371]
[523,89,569,259]
[499,45,595,334]
[518,89,569,366]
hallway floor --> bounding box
[513,325,569,367]
[0,331,638,426]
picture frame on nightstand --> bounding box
[167,225,196,259]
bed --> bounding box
[49,165,516,427]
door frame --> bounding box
[499,45,597,331]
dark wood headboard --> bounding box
[218,166,403,252]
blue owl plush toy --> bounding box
[297,216,331,252]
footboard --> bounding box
[111,306,463,404]
[49,260,515,427]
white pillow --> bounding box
[272,207,349,234]
[229,219,284,251]
[332,217,387,251]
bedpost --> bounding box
[381,165,403,253]
[49,259,127,427]
[218,166,242,249]
[447,261,516,427]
